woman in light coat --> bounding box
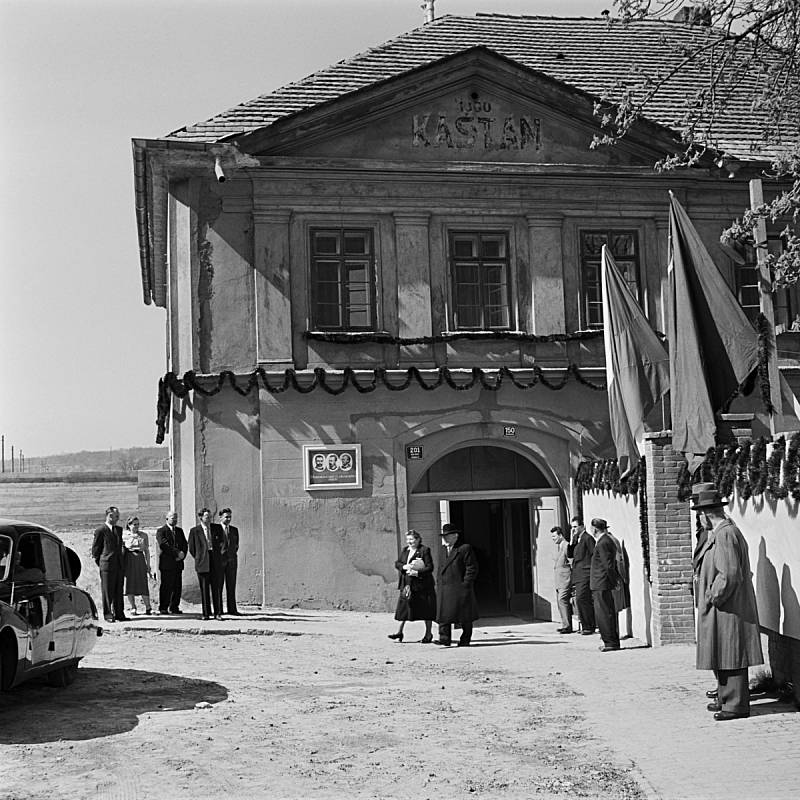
[550,526,573,633]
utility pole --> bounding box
[1,435,4,472]
[750,177,784,436]
[11,445,15,473]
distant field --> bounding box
[0,481,156,608]
[0,481,139,529]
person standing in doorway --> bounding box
[91,506,127,623]
[188,508,223,620]
[434,523,479,647]
[589,518,620,652]
[155,510,187,614]
[550,526,573,633]
[692,486,762,721]
[218,508,240,615]
[567,516,595,634]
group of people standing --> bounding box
[550,515,631,652]
[388,523,479,646]
[91,505,240,623]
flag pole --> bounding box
[750,177,783,435]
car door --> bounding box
[11,531,53,671]
[40,534,76,663]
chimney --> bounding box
[672,5,712,26]
[422,0,435,24]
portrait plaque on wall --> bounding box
[303,444,362,490]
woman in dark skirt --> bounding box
[123,516,153,615]
[388,529,436,643]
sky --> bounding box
[0,0,604,458]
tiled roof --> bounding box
[165,14,773,159]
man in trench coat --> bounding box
[692,486,762,721]
[434,523,479,647]
[589,518,620,652]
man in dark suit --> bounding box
[434,523,479,647]
[589,517,620,652]
[567,515,595,634]
[219,508,240,615]
[188,508,224,620]
[91,506,127,623]
[155,509,187,614]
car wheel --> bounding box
[47,659,79,688]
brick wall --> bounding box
[644,432,695,646]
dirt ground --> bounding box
[1,615,646,800]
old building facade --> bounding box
[133,14,799,620]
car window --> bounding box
[13,533,46,583]
[0,535,12,580]
[41,536,65,581]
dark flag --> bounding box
[668,192,759,464]
[601,245,670,476]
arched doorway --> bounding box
[411,444,564,620]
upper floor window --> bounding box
[736,238,796,329]
[580,230,641,328]
[449,231,511,329]
[310,228,376,330]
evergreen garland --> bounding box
[155,363,607,443]
[756,313,776,415]
[638,455,650,582]
[677,432,800,504]
[574,457,642,497]
[304,329,607,346]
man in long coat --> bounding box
[589,518,620,651]
[434,523,479,647]
[692,486,762,721]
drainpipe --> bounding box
[422,0,435,24]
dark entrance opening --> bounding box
[449,498,533,618]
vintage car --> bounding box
[0,518,101,690]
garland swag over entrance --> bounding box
[155,363,607,443]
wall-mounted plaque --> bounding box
[406,445,424,460]
[303,444,362,490]
[503,425,517,437]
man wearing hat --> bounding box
[434,523,479,647]
[589,518,620,651]
[692,485,762,721]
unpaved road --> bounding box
[0,614,645,800]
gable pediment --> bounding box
[234,48,677,167]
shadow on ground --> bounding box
[0,667,228,744]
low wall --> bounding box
[725,491,800,703]
[581,490,652,645]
